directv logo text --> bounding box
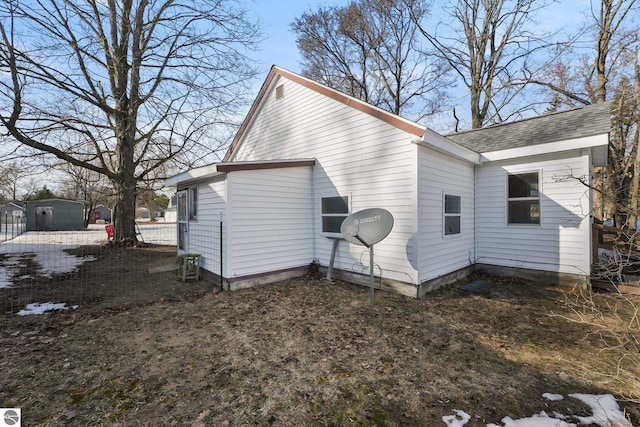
[353,215,381,224]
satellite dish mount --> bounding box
[340,208,394,307]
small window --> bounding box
[189,186,198,220]
[275,84,284,100]
[444,194,461,235]
[322,196,348,233]
[508,172,540,224]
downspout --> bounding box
[220,212,224,291]
[474,164,478,272]
[310,165,317,263]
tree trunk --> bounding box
[112,176,137,244]
[112,130,138,243]
[628,56,640,229]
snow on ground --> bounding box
[444,393,633,427]
[16,302,79,316]
[0,223,176,311]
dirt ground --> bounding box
[1,246,639,426]
[1,243,212,316]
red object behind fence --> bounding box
[105,224,114,241]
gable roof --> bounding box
[446,102,611,153]
[1,201,25,210]
[223,66,426,161]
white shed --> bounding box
[165,66,610,296]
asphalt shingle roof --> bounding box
[446,103,611,153]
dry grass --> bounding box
[1,274,639,426]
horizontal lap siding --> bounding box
[417,147,475,282]
[227,167,313,277]
[475,151,590,275]
[188,177,226,276]
[233,76,419,284]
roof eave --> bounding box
[164,164,222,187]
[419,128,481,165]
[479,133,609,163]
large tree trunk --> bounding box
[112,175,137,244]
[112,128,138,243]
[628,57,640,229]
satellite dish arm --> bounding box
[353,233,370,248]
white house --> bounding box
[165,66,610,297]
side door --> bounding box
[176,190,188,252]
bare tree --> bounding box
[292,0,449,121]
[0,161,35,201]
[0,0,260,243]
[413,0,553,129]
[59,163,114,227]
[526,0,638,108]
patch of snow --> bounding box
[543,393,565,401]
[0,255,30,289]
[0,223,175,287]
[16,302,79,316]
[445,393,634,427]
[443,410,471,427]
[487,411,576,427]
[569,394,632,427]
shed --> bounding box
[165,66,610,296]
[0,201,25,223]
[25,199,85,231]
[89,205,112,223]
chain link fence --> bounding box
[0,222,218,321]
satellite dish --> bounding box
[340,208,394,248]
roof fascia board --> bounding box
[274,67,426,137]
[216,159,315,172]
[479,133,609,163]
[418,128,481,165]
[223,66,282,162]
[25,199,85,205]
[164,164,221,187]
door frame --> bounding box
[177,189,189,253]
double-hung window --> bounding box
[507,172,540,224]
[444,194,461,236]
[321,196,349,233]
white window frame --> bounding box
[443,192,461,237]
[321,195,350,236]
[506,171,541,226]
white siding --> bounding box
[475,151,591,275]
[226,167,314,277]
[186,176,227,276]
[232,76,419,284]
[417,146,475,282]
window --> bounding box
[444,194,461,236]
[189,186,198,220]
[275,84,284,100]
[321,196,349,233]
[508,172,540,224]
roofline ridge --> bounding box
[447,102,611,137]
